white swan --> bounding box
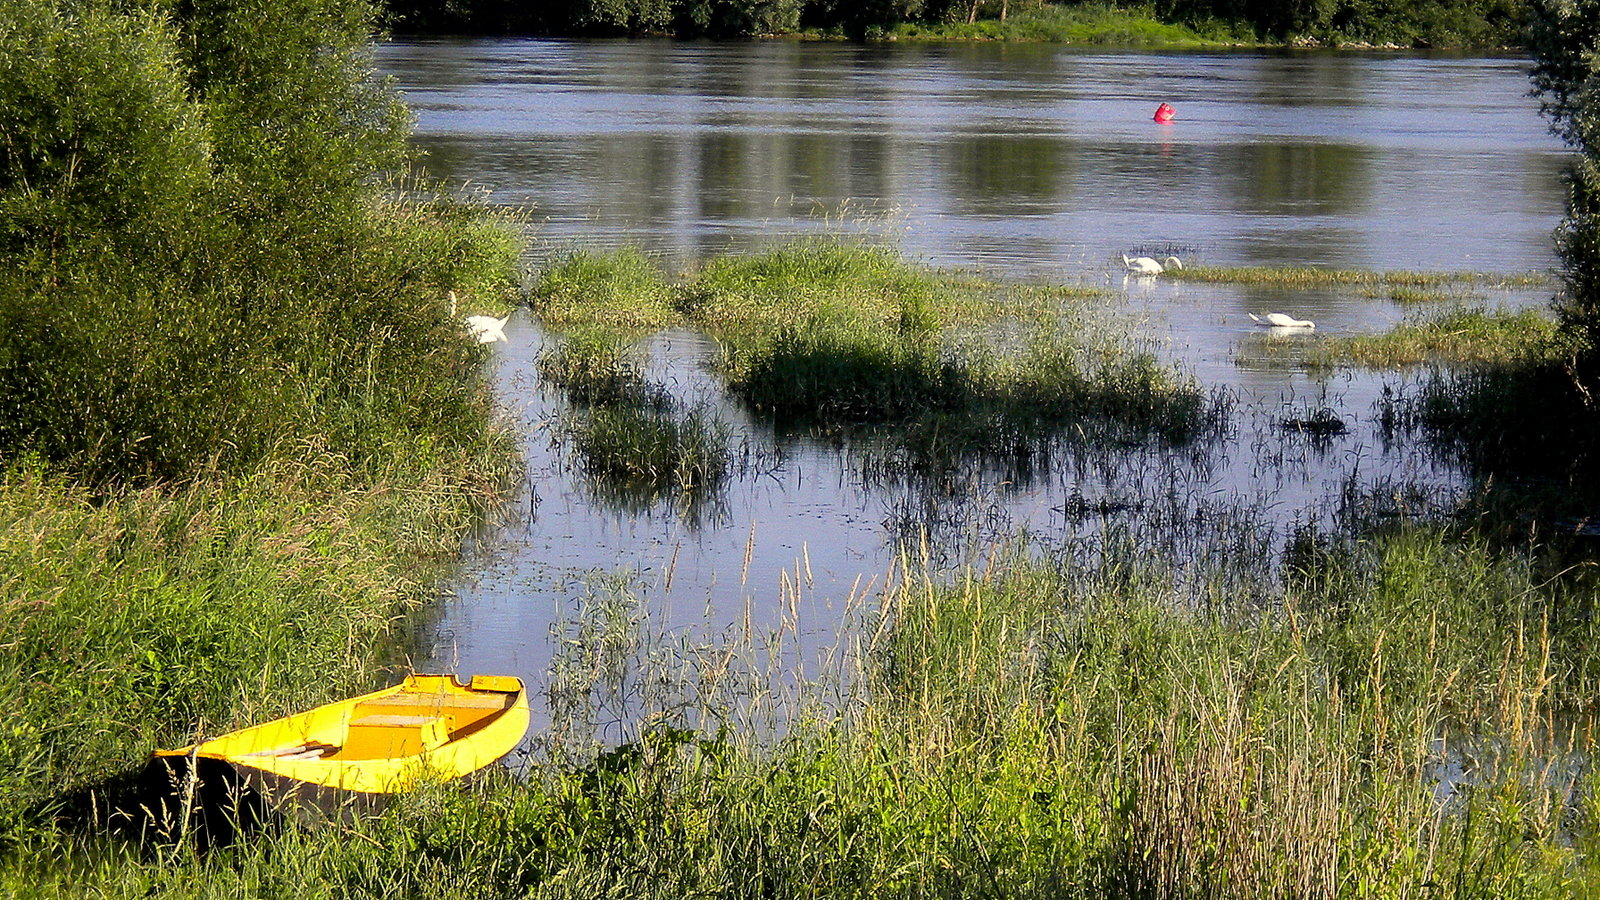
[464,314,509,344]
[1250,312,1315,329]
[448,290,509,344]
[1124,254,1183,276]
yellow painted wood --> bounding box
[154,674,529,794]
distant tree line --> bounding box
[383,0,1528,45]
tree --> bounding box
[1529,0,1600,363]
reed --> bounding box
[11,522,1597,898]
[566,402,731,505]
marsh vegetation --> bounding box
[7,0,1600,897]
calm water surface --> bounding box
[378,41,1569,731]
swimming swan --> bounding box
[1124,254,1182,276]
[1250,312,1315,329]
[449,290,509,344]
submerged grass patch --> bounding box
[1172,265,1551,289]
[531,241,1187,460]
[720,321,1218,449]
[1319,307,1567,366]
[536,328,669,410]
[1368,285,1489,304]
[1241,307,1573,370]
[567,403,731,506]
[533,242,1102,337]
[538,329,732,515]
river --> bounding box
[377,40,1568,737]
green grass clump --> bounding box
[1318,307,1568,367]
[538,330,730,512]
[537,329,668,409]
[721,322,964,422]
[675,240,1203,449]
[568,403,731,505]
[678,240,965,334]
[532,247,677,332]
[723,323,1214,449]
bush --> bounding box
[0,0,520,482]
[1530,0,1600,353]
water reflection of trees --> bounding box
[1230,142,1375,216]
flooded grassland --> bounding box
[10,40,1600,899]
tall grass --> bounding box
[0,432,514,837]
[10,524,1599,897]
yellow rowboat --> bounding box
[143,674,528,832]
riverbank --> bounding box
[10,519,1600,897]
[0,0,527,879]
[8,237,1600,895]
[386,1,1528,51]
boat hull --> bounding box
[145,674,528,831]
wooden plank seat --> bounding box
[360,692,515,710]
[349,714,443,728]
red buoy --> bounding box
[1153,102,1175,124]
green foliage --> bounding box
[0,0,211,259]
[0,0,521,482]
[383,0,1531,46]
[891,1,1234,45]
[677,0,807,33]
[1530,0,1600,357]
[1152,0,1527,43]
[533,247,677,333]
